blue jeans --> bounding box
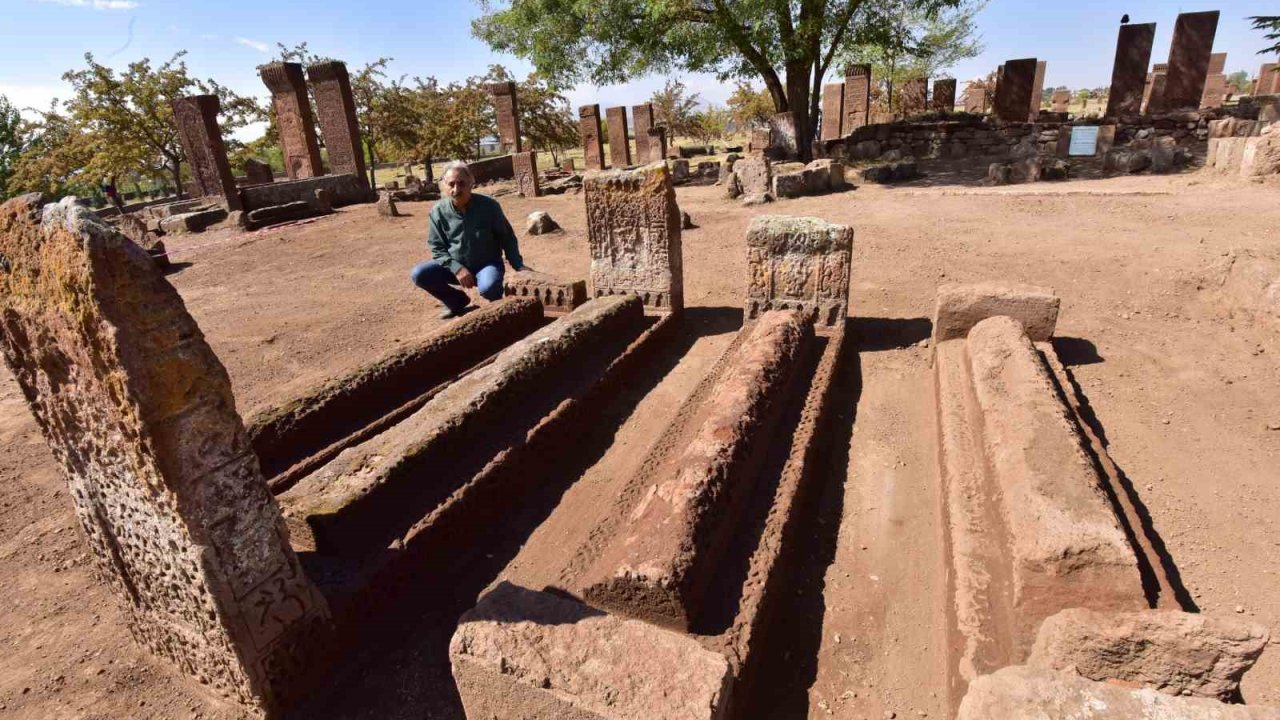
[410,260,505,313]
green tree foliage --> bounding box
[727,81,775,130]
[649,79,703,141]
[692,105,733,142]
[0,96,23,199]
[842,0,985,117]
[1226,70,1251,95]
[473,0,966,160]
[1250,16,1280,55]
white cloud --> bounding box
[235,37,270,53]
[0,82,71,119]
[39,0,140,10]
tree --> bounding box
[649,79,703,141]
[727,81,774,130]
[60,52,260,194]
[8,103,95,198]
[473,0,965,161]
[841,0,985,117]
[0,95,23,199]
[1250,16,1280,55]
[515,74,579,163]
[1226,70,1251,95]
[692,106,733,142]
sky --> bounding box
[1,0,1275,139]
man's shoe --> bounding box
[439,307,463,320]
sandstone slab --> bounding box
[931,282,1060,346]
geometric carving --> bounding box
[844,64,872,131]
[259,62,323,180]
[306,61,369,186]
[170,95,243,211]
[0,194,330,716]
[512,150,540,197]
[932,78,957,112]
[744,214,853,332]
[900,77,928,117]
[584,163,683,314]
[1106,23,1156,117]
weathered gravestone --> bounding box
[820,83,844,141]
[1106,22,1157,117]
[994,59,1038,122]
[768,111,799,160]
[605,106,631,168]
[488,81,522,153]
[243,158,274,185]
[1028,61,1048,121]
[579,104,605,171]
[584,163,683,314]
[844,64,872,131]
[0,194,331,716]
[170,95,243,211]
[259,62,323,179]
[735,155,773,204]
[513,150,540,198]
[1164,11,1220,110]
[307,61,369,186]
[646,127,668,163]
[900,77,928,117]
[745,215,853,331]
[1258,63,1280,96]
[932,78,957,112]
[632,103,656,163]
[965,84,987,113]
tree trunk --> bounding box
[170,160,183,200]
[785,62,814,162]
[366,142,378,188]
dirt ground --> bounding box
[1,166,1279,719]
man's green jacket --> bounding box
[427,194,524,274]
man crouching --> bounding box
[410,160,525,318]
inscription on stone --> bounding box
[171,95,243,211]
[512,150,540,198]
[844,64,872,131]
[307,61,368,185]
[820,83,844,141]
[584,163,683,314]
[745,214,853,332]
[489,81,522,153]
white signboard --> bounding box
[1068,126,1100,156]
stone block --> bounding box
[801,161,831,193]
[734,155,772,201]
[900,77,928,117]
[240,174,375,211]
[450,583,733,720]
[243,158,274,185]
[158,207,227,234]
[581,310,814,629]
[772,171,806,198]
[307,61,369,185]
[376,194,400,218]
[259,62,323,179]
[1028,608,1270,700]
[844,64,872,130]
[820,82,844,141]
[468,154,515,184]
[503,270,587,313]
[281,295,644,555]
[488,80,521,153]
[247,200,322,227]
[579,104,605,171]
[525,210,560,235]
[631,103,655,162]
[0,195,330,715]
[932,78,957,111]
[605,105,631,168]
[932,282,1059,344]
[513,151,540,197]
[745,215,853,330]
[767,111,799,160]
[584,163,683,313]
[1165,11,1220,110]
[1028,61,1047,120]
[958,666,1280,720]
[666,158,689,182]
[646,127,668,162]
[1240,131,1280,177]
[170,95,243,211]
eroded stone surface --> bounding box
[579,104,605,171]
[606,106,631,168]
[171,95,243,211]
[821,83,844,141]
[489,81,521,153]
[931,282,1060,345]
[994,58,1037,122]
[504,270,587,313]
[1165,11,1220,110]
[1029,608,1270,700]
[451,583,732,720]
[933,78,957,111]
[259,62,323,179]
[307,61,368,185]
[584,163,683,313]
[844,64,872,130]
[0,194,330,715]
[632,103,655,162]
[513,151,541,198]
[735,155,773,203]
[745,215,853,330]
[900,77,928,117]
[959,666,1280,720]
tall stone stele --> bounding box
[489,81,522,153]
[579,104,605,171]
[170,94,243,211]
[631,103,656,163]
[605,105,631,168]
[307,60,370,187]
[0,195,332,718]
[259,62,324,179]
[1164,11,1220,110]
[844,64,872,131]
[932,78,958,112]
[993,58,1038,122]
[1105,22,1156,117]
[584,162,684,314]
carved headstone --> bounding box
[994,58,1038,122]
[631,103,656,164]
[820,83,844,141]
[171,95,244,212]
[1164,11,1220,110]
[735,155,772,201]
[932,78,957,112]
[579,104,605,171]
[844,64,872,131]
[900,78,928,117]
[646,127,667,162]
[584,163,683,314]
[767,111,799,160]
[0,194,330,715]
[307,61,368,186]
[561,158,575,173]
[512,150,540,198]
[605,106,631,167]
[1106,23,1157,117]
[745,215,853,332]
[1029,61,1047,120]
[749,127,771,155]
[1201,73,1228,109]
[259,62,323,179]
[489,81,522,153]
[243,158,274,185]
[965,84,988,113]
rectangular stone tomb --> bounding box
[584,162,684,314]
[0,194,330,717]
[240,173,374,211]
[247,298,546,484]
[744,215,853,332]
[503,270,588,314]
[933,287,1147,706]
[279,295,649,556]
[578,309,813,629]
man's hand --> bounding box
[456,267,476,288]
